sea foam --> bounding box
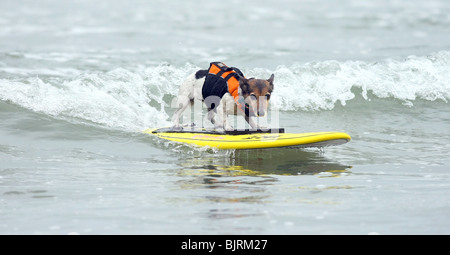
[259,51,450,110]
[1,52,449,131]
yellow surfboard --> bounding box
[144,127,351,150]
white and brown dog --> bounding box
[172,62,274,130]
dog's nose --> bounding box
[257,110,265,117]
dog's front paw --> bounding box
[213,124,224,131]
[224,124,234,131]
[172,125,183,131]
[215,123,233,131]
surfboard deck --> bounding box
[144,126,351,150]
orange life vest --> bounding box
[202,62,253,116]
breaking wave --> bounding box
[264,51,450,110]
[1,51,449,131]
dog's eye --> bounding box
[250,94,257,100]
[265,94,271,100]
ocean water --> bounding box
[1,0,450,234]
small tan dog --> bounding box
[172,62,274,130]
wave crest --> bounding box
[268,51,450,110]
[1,52,449,131]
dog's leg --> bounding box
[206,108,216,125]
[172,95,191,129]
[245,115,258,130]
[215,99,233,131]
[172,73,201,129]
[213,104,224,130]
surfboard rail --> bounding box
[144,127,351,150]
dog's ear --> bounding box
[239,77,249,93]
[267,74,274,91]
[267,74,274,84]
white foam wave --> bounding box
[1,52,449,131]
[0,64,197,131]
[264,51,450,110]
